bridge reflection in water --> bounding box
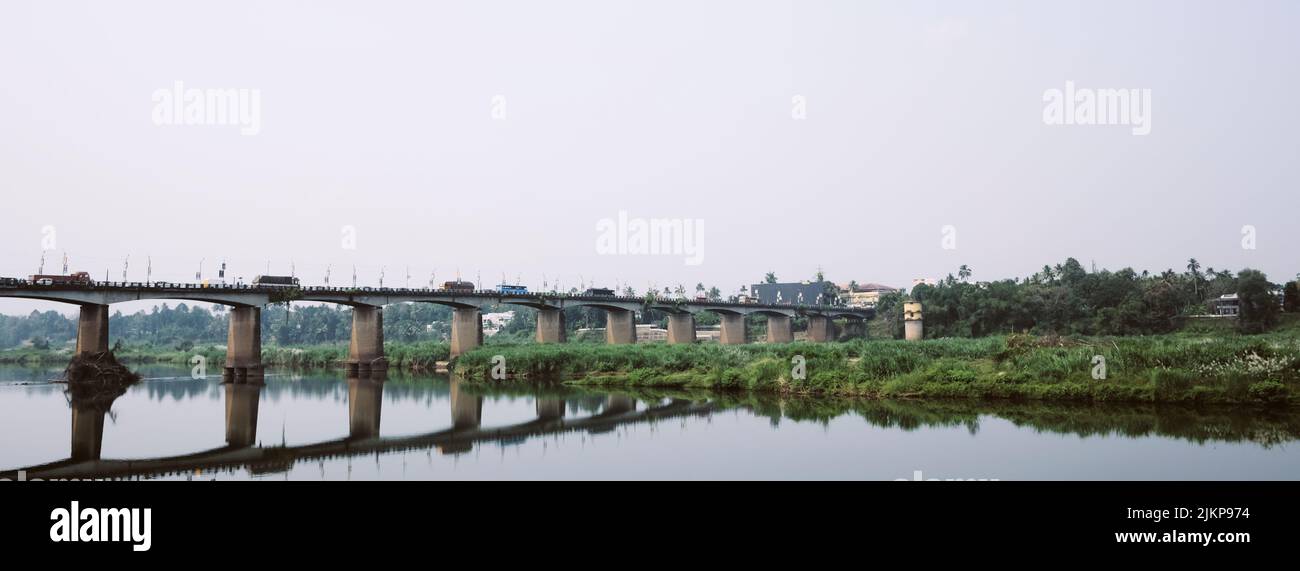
[6,374,715,480]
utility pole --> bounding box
[197,258,204,282]
[122,256,129,283]
[324,265,331,286]
[62,252,68,274]
[38,251,45,275]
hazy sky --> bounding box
[2,0,1297,316]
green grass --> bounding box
[452,328,1300,406]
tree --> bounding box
[957,265,972,282]
[1284,281,1300,313]
[764,272,777,284]
[1236,269,1279,333]
[1186,258,1203,301]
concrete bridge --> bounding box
[0,376,717,481]
[0,281,873,380]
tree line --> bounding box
[876,258,1296,338]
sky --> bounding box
[1,0,1297,316]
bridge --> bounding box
[0,281,873,380]
[0,376,718,480]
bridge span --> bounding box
[0,281,873,380]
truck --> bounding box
[29,272,91,286]
[443,280,475,293]
[252,275,300,288]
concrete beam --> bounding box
[719,313,747,345]
[347,306,387,374]
[666,313,695,344]
[605,308,636,345]
[225,306,263,382]
[766,315,793,343]
[807,315,834,342]
[450,307,482,357]
[904,302,923,341]
[75,304,110,355]
[224,382,262,447]
[536,308,566,343]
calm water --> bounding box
[1,364,1297,480]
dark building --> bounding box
[750,281,836,305]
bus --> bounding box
[497,284,528,295]
[29,272,92,286]
[253,275,300,288]
[443,280,475,293]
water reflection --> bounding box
[1,364,1298,480]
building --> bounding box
[750,281,836,305]
[836,282,898,308]
[636,324,668,342]
[482,311,515,336]
[912,277,937,288]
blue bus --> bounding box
[497,284,528,295]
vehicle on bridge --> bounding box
[583,287,615,297]
[252,275,300,288]
[0,277,21,287]
[497,284,528,295]
[28,272,91,286]
[443,280,475,293]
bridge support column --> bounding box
[842,319,865,339]
[604,309,636,345]
[536,308,566,343]
[224,306,262,382]
[347,306,387,374]
[75,304,109,355]
[224,382,262,447]
[536,398,566,420]
[348,375,385,439]
[70,402,106,461]
[450,308,482,357]
[604,395,636,415]
[904,302,923,341]
[719,314,747,345]
[666,314,695,344]
[807,315,833,342]
[766,315,793,343]
[450,377,483,430]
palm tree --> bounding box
[958,265,972,282]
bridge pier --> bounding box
[536,308,566,343]
[807,315,834,342]
[604,308,636,345]
[904,302,923,341]
[450,377,483,430]
[348,375,385,439]
[75,304,110,355]
[70,401,106,461]
[666,314,695,344]
[604,395,636,415]
[224,306,263,382]
[224,382,262,447]
[347,306,387,374]
[719,314,747,345]
[536,398,566,420]
[842,318,865,339]
[766,315,793,343]
[450,307,482,357]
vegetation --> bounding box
[877,258,1292,338]
[454,316,1300,406]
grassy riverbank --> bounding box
[454,323,1300,406]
